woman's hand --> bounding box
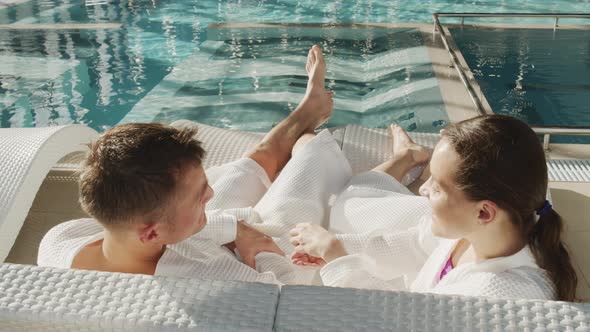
[289,223,347,263]
[235,220,284,269]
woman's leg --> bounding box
[326,125,432,234]
[372,124,431,192]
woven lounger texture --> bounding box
[275,285,590,331]
[0,263,279,331]
[1,121,588,330]
[0,125,98,262]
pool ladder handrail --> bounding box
[432,12,590,150]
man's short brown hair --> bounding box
[79,123,205,226]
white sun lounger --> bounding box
[0,121,588,331]
[0,125,98,263]
[275,285,590,331]
[0,263,279,331]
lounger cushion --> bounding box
[0,263,279,331]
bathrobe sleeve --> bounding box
[161,242,299,286]
[321,217,438,290]
[254,252,303,284]
[195,207,265,245]
[191,212,238,245]
[195,211,305,285]
[204,251,299,285]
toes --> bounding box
[311,44,325,64]
[308,47,316,64]
[388,124,397,137]
[306,48,314,71]
[393,124,412,142]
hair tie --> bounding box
[535,200,552,217]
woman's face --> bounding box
[419,138,480,239]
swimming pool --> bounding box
[451,27,590,143]
[1,0,589,133]
[123,26,448,132]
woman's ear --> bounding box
[477,200,498,225]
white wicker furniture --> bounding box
[275,285,590,331]
[0,121,588,331]
[0,125,98,262]
[0,263,279,331]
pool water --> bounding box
[1,0,589,133]
[452,27,590,143]
[124,26,448,132]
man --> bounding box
[38,45,352,284]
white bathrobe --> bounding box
[38,130,556,300]
[38,129,352,285]
[320,170,556,300]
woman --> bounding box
[290,115,577,301]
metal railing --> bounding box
[435,13,590,30]
[432,13,590,150]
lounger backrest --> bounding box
[0,125,98,262]
[275,285,590,331]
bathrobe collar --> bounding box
[411,239,540,292]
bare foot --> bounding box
[293,45,333,131]
[390,124,431,168]
[305,45,326,94]
[243,45,333,181]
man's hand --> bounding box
[234,220,284,269]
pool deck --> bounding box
[0,0,30,9]
[0,23,122,29]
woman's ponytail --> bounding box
[528,209,577,302]
[445,115,578,302]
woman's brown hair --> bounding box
[443,114,577,301]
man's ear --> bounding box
[138,223,159,244]
[477,200,498,225]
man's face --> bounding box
[162,164,213,244]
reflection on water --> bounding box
[1,0,588,25]
[0,0,200,130]
[125,26,449,132]
[452,27,590,143]
[0,0,588,131]
[0,26,174,130]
